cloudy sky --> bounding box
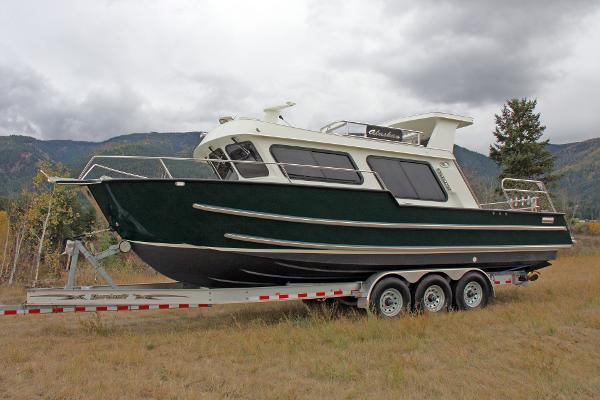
[1,0,599,153]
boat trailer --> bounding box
[0,239,531,317]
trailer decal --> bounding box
[2,304,212,315]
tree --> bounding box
[7,195,29,285]
[25,163,84,286]
[489,98,558,185]
[0,209,9,276]
[1,162,94,285]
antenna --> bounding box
[278,115,293,127]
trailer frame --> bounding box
[0,239,531,317]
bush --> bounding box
[588,221,600,236]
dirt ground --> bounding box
[0,255,599,400]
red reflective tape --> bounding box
[494,280,500,285]
[505,279,512,284]
[75,306,86,312]
[198,304,210,308]
[259,295,269,301]
[117,305,129,311]
[158,304,170,309]
[95,306,108,312]
[52,307,64,313]
[333,290,343,295]
[28,309,41,314]
[4,310,17,315]
[178,304,189,308]
[278,294,289,299]
[297,293,308,298]
[316,291,326,297]
[138,304,150,310]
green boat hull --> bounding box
[85,179,572,287]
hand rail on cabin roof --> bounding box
[320,120,423,146]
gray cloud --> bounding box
[0,64,55,136]
[333,0,600,105]
[382,0,598,104]
[0,0,599,151]
[0,64,153,140]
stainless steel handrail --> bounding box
[480,178,555,212]
[320,120,422,145]
[78,155,390,191]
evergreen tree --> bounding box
[489,98,557,185]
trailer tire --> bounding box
[454,272,490,311]
[370,277,411,318]
[414,275,452,313]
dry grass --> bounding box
[0,255,599,400]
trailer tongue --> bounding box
[1,239,531,318]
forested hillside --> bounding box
[0,132,203,195]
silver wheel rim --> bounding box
[423,284,445,312]
[379,288,403,317]
[463,281,483,308]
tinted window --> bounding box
[270,145,362,184]
[367,156,446,201]
[225,141,269,178]
[208,148,238,181]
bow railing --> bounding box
[77,155,390,191]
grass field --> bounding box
[0,255,599,399]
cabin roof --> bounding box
[382,113,473,151]
[194,118,456,160]
[382,112,473,137]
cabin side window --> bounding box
[225,141,269,178]
[367,156,447,201]
[208,148,238,181]
[270,145,363,184]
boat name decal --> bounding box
[91,294,129,300]
[366,125,404,142]
[435,168,452,191]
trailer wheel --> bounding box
[370,278,411,318]
[414,275,452,313]
[454,272,490,310]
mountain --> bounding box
[0,132,599,218]
[453,144,499,184]
[0,132,203,195]
[452,138,600,218]
[548,138,600,218]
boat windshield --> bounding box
[208,148,238,180]
[225,141,269,178]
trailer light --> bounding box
[527,271,540,281]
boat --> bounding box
[53,102,574,288]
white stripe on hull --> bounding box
[192,203,566,231]
[130,239,570,255]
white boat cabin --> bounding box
[193,103,479,209]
